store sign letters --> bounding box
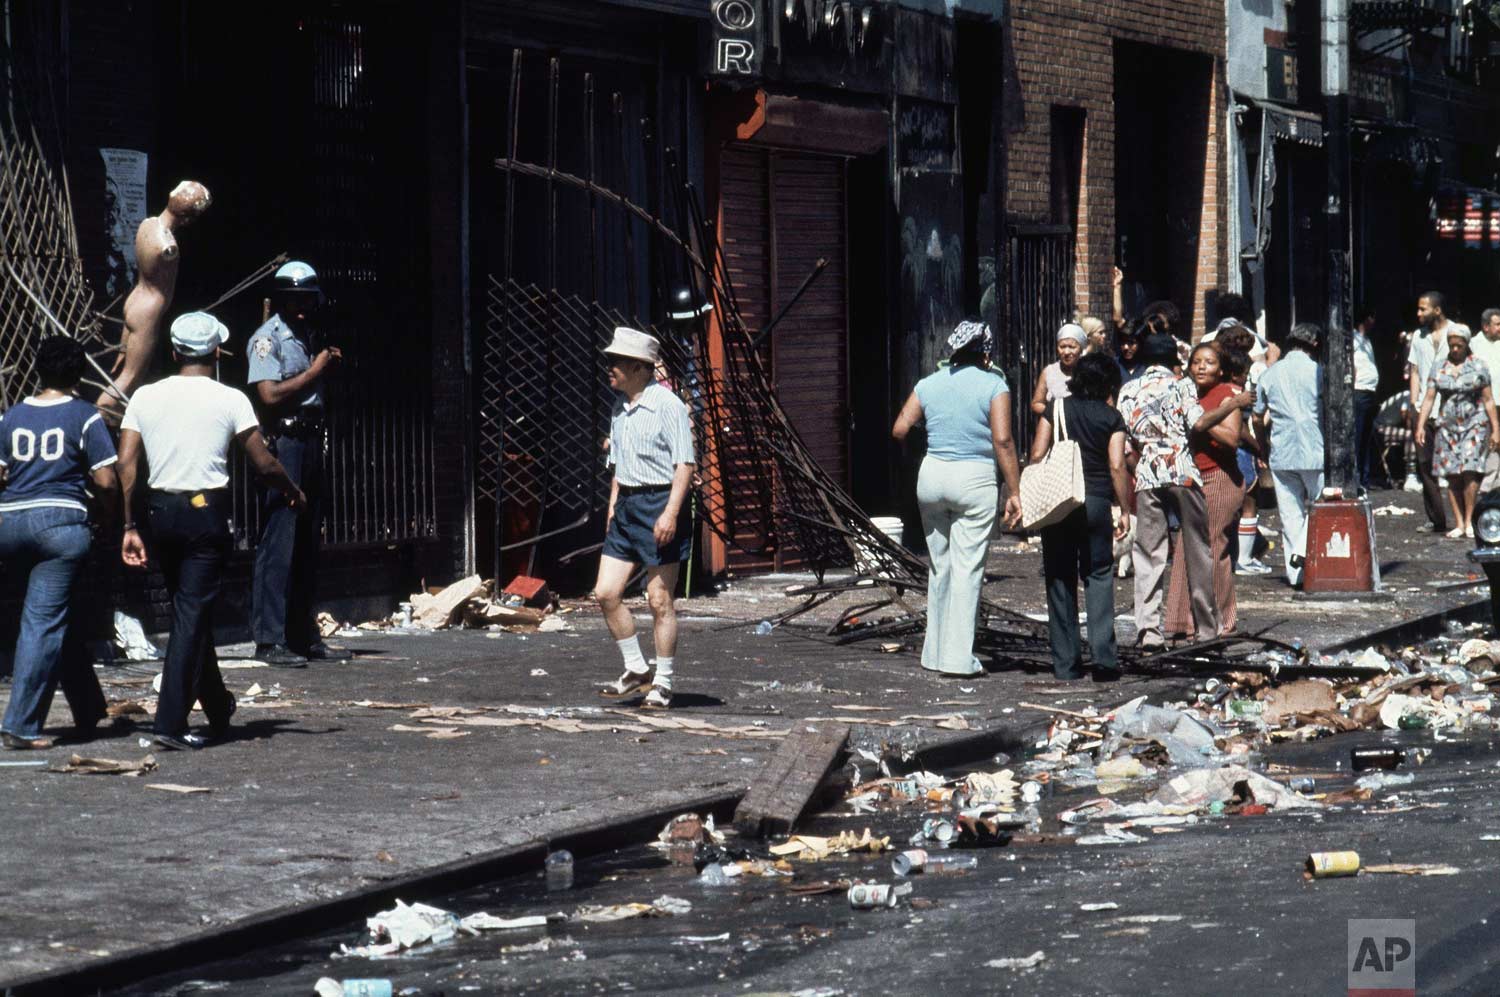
[710,0,762,77]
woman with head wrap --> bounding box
[1030,323,1087,415]
[893,321,1023,676]
[1416,323,1500,538]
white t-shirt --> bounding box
[121,375,259,491]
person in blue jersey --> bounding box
[0,337,117,748]
[893,320,1023,677]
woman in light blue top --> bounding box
[893,320,1023,676]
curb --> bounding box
[2,717,1048,996]
[1320,595,1489,655]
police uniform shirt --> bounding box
[0,397,117,513]
[246,315,323,411]
[607,381,694,487]
[121,376,259,491]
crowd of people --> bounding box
[897,282,1500,683]
[0,261,342,751]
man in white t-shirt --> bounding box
[1472,308,1500,493]
[1407,292,1452,532]
[117,312,304,750]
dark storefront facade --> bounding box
[4,0,1008,626]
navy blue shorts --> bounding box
[1236,446,1258,489]
[603,487,690,567]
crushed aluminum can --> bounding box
[1020,781,1043,803]
[921,818,956,843]
[889,779,922,800]
[892,849,927,876]
[847,882,912,909]
[1288,776,1315,793]
[1306,851,1360,878]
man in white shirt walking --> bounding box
[1407,292,1452,532]
[117,313,304,750]
[1470,308,1500,494]
[1352,306,1380,493]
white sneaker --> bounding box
[1235,559,1274,576]
[1403,475,1422,493]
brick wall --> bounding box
[1006,0,1227,336]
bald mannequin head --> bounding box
[167,181,211,225]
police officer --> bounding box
[119,313,304,749]
[246,260,349,666]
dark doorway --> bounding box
[1051,105,1086,233]
[1113,41,1213,329]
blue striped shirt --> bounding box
[607,382,695,486]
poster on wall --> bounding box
[100,148,148,298]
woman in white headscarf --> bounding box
[893,321,1023,676]
[1030,323,1087,416]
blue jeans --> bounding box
[0,506,106,739]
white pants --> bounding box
[1271,468,1324,586]
[916,456,996,676]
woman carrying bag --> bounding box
[1027,353,1132,682]
[892,320,1023,677]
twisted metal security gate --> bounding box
[0,9,107,407]
[1002,223,1076,457]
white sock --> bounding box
[616,635,648,675]
[1237,518,1258,565]
[653,656,674,689]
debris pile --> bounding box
[360,575,570,633]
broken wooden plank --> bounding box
[732,722,849,838]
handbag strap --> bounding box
[1053,397,1070,443]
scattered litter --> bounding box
[1362,863,1460,876]
[986,951,1046,971]
[678,933,731,944]
[847,882,912,909]
[1372,504,1415,516]
[1079,902,1119,912]
[113,612,160,660]
[1306,851,1360,878]
[459,912,557,931]
[145,783,212,795]
[769,829,890,861]
[530,668,549,677]
[315,980,391,997]
[53,754,157,776]
[576,896,691,922]
[338,900,462,957]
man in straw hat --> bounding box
[595,327,695,709]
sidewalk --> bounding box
[0,483,1485,984]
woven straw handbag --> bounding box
[1019,398,1085,530]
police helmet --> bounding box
[273,260,320,294]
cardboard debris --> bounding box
[410,574,485,629]
[769,828,891,861]
[106,701,151,718]
[460,912,559,931]
[54,754,158,776]
[987,951,1046,971]
[1260,679,1338,726]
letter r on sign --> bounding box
[716,38,754,74]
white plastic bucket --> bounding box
[869,515,904,548]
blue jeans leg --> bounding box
[0,508,92,739]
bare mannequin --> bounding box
[100,180,211,412]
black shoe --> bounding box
[208,693,237,738]
[153,731,208,751]
[255,644,308,668]
[300,642,352,662]
[1091,668,1122,684]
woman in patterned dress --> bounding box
[1416,325,1500,539]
